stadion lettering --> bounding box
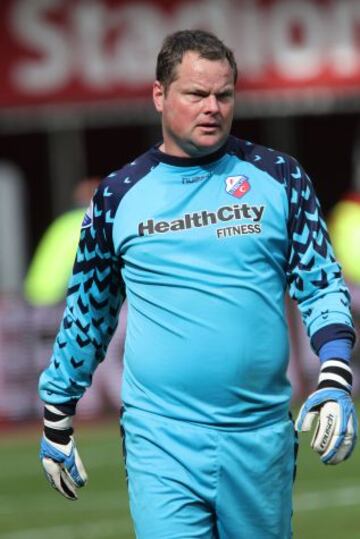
[1,0,360,107]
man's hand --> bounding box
[295,387,357,464]
[40,434,88,500]
[40,403,87,500]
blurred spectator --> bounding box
[327,192,360,286]
[24,177,101,306]
[327,191,360,391]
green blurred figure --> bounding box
[327,192,360,286]
[24,178,100,306]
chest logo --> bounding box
[225,175,250,199]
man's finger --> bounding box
[42,458,77,500]
[311,401,338,455]
[67,447,88,487]
[295,410,317,432]
[322,415,355,465]
[59,466,78,499]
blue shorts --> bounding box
[121,409,297,539]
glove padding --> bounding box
[40,434,88,500]
[295,388,357,465]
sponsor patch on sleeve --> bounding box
[81,200,93,229]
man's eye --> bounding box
[217,92,233,100]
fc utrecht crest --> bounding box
[225,175,250,198]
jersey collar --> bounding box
[150,138,230,167]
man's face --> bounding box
[153,51,235,158]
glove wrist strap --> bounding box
[317,359,353,394]
[44,404,74,445]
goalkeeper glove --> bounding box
[295,359,357,464]
[40,404,87,500]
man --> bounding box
[39,30,357,538]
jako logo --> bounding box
[225,176,250,199]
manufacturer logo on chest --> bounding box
[182,173,211,184]
[225,175,250,199]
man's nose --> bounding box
[203,95,220,113]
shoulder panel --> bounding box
[226,136,291,187]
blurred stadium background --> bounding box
[0,0,359,537]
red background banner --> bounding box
[0,0,359,109]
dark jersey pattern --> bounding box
[229,138,354,350]
[39,158,156,403]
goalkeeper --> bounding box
[39,29,357,538]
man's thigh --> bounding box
[121,410,296,539]
[121,409,219,539]
[216,419,297,539]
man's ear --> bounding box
[153,81,165,112]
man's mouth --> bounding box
[198,123,220,129]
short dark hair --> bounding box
[156,29,238,92]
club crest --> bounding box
[225,175,250,199]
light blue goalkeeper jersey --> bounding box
[39,136,355,429]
